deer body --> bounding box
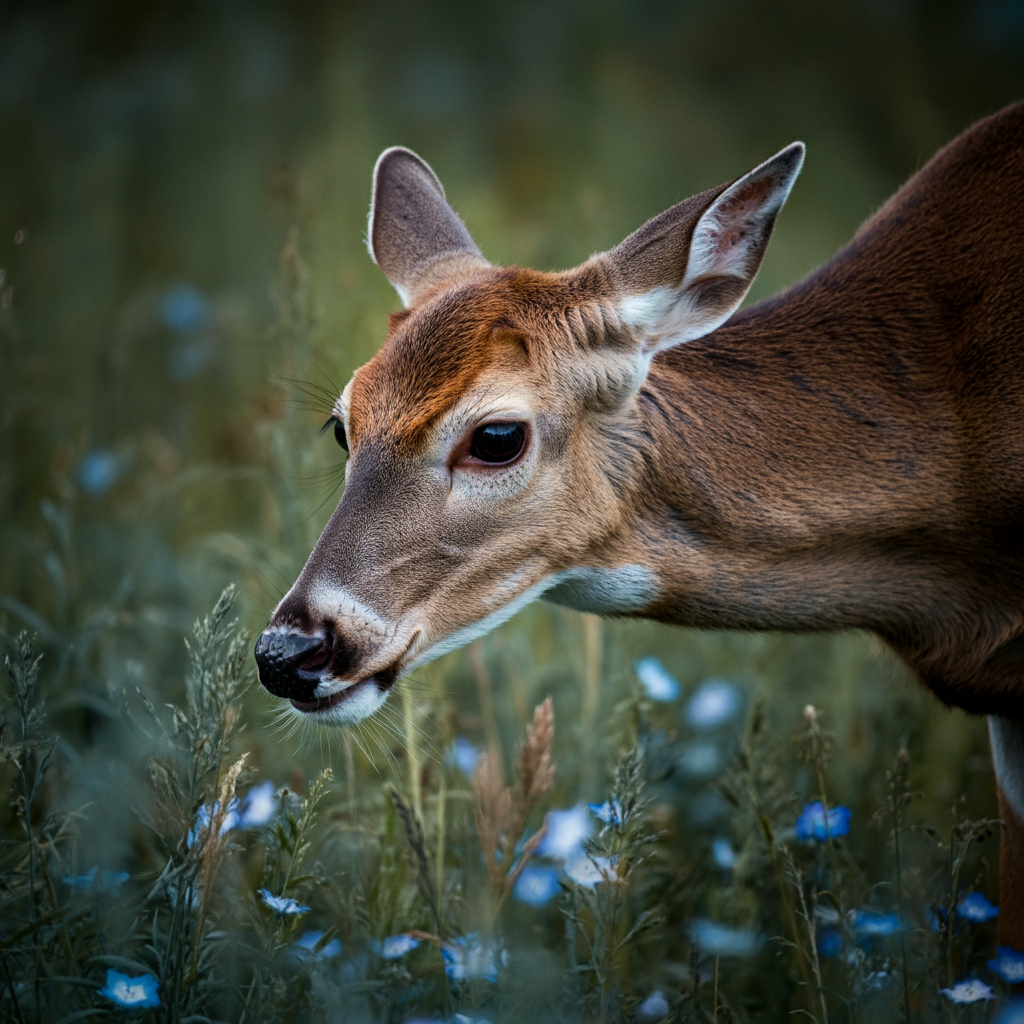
[255,101,1024,945]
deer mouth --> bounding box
[288,662,401,716]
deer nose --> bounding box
[253,629,331,702]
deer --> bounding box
[254,101,1024,949]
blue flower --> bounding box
[685,680,741,729]
[441,934,507,982]
[795,801,851,842]
[588,799,622,826]
[679,740,723,777]
[940,979,995,1003]
[817,927,842,958]
[449,737,481,777]
[536,805,593,860]
[564,853,616,889]
[512,865,561,906]
[98,969,160,1008]
[958,891,999,922]
[853,910,902,936]
[77,450,121,496]
[989,946,1024,984]
[637,990,670,1019]
[635,657,680,701]
[994,999,1024,1024]
[239,782,277,827]
[691,919,760,957]
[379,933,421,959]
[161,284,209,335]
[187,799,240,848]
[711,838,736,870]
[258,889,309,915]
[62,867,130,892]
[293,930,342,959]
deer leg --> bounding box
[988,715,1024,951]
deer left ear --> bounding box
[607,142,805,354]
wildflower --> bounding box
[258,889,309,915]
[564,853,616,889]
[958,891,999,922]
[795,801,851,841]
[634,657,680,701]
[989,946,1024,984]
[77,450,121,496]
[711,837,736,870]
[588,798,623,826]
[817,927,842,957]
[293,930,342,959]
[679,740,723,777]
[691,919,760,957]
[239,781,277,827]
[449,737,481,777]
[637,990,670,1019]
[685,679,741,729]
[62,867,130,892]
[994,1000,1024,1024]
[186,799,239,848]
[512,864,561,906]
[379,933,421,959]
[98,969,160,1008]
[940,979,996,1003]
[442,934,507,982]
[161,283,210,335]
[853,910,902,936]
[536,804,593,860]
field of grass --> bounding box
[1,2,1022,1020]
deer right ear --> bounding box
[369,147,490,308]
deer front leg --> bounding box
[989,715,1024,952]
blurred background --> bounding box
[0,3,1023,1014]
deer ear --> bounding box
[369,147,490,307]
[608,142,805,353]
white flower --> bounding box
[564,854,616,889]
[940,980,996,1003]
[239,781,277,827]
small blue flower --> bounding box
[536,805,593,860]
[817,927,842,958]
[989,946,1024,984]
[161,283,209,335]
[635,657,680,701]
[564,854,616,889]
[449,737,481,777]
[512,865,561,906]
[994,999,1024,1024]
[379,933,421,959]
[691,918,760,957]
[853,910,902,936]
[239,782,277,828]
[293,930,342,959]
[958,891,999,922]
[77,450,121,496]
[940,979,996,1003]
[258,889,310,915]
[685,680,741,729]
[98,969,161,1008]
[711,837,736,870]
[637,990,670,1019]
[62,867,130,892]
[588,799,622,826]
[441,934,507,982]
[795,801,851,842]
[187,799,240,848]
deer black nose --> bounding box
[254,630,331,702]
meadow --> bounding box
[1,2,1022,1020]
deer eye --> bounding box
[470,422,526,464]
[321,416,348,452]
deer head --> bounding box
[254,141,804,723]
